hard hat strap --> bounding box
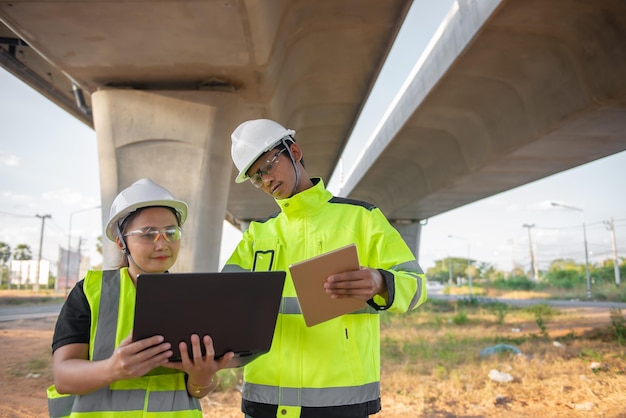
[116,223,130,256]
[281,137,300,196]
[127,253,150,277]
[116,222,149,276]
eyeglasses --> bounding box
[249,148,286,188]
[124,226,182,243]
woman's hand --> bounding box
[164,334,235,397]
[107,334,173,380]
[52,334,173,395]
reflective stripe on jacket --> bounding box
[223,178,427,417]
[47,269,201,417]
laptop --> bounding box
[289,244,366,327]
[132,271,286,368]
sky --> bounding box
[1,0,625,278]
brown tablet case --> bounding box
[289,244,366,327]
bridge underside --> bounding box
[1,0,625,269]
[344,0,626,221]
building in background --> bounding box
[8,259,49,289]
[57,248,90,293]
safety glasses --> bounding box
[249,148,286,188]
[124,226,182,243]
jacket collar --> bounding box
[275,177,332,219]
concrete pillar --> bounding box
[391,219,423,266]
[91,89,243,272]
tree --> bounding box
[0,242,10,263]
[544,258,581,289]
[95,235,102,256]
[590,258,625,285]
[0,241,10,286]
[13,244,32,260]
[476,261,501,282]
[427,257,478,284]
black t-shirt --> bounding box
[51,279,91,353]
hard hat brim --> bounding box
[105,199,188,241]
[234,134,294,183]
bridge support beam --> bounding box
[91,89,242,272]
[391,219,423,267]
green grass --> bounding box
[0,295,64,306]
[379,299,626,372]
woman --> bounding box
[47,178,233,417]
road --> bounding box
[428,293,626,309]
[0,303,63,322]
[1,294,625,323]
[425,284,626,310]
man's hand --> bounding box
[323,267,387,301]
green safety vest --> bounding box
[47,269,202,417]
[223,178,427,418]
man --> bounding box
[223,119,427,418]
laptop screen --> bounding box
[132,271,285,368]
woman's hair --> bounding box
[115,206,182,269]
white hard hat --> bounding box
[105,178,188,241]
[231,119,295,183]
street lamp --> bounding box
[65,205,101,295]
[603,217,621,287]
[550,202,592,299]
[522,224,539,281]
[448,234,472,296]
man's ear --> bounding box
[289,142,303,163]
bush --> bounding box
[485,301,510,325]
[451,311,469,325]
[610,308,626,345]
[543,269,579,289]
[490,275,535,291]
[524,303,558,337]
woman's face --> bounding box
[119,207,181,279]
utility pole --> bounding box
[604,217,621,286]
[35,214,51,292]
[551,202,592,299]
[522,224,538,281]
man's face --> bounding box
[247,147,293,199]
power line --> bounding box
[0,210,38,218]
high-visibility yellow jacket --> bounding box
[223,178,427,418]
[47,269,202,418]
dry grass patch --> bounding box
[377,301,626,417]
[1,292,625,417]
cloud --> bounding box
[1,190,34,207]
[530,200,554,211]
[0,151,19,167]
[42,188,99,207]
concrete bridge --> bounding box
[1,0,625,270]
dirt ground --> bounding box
[0,296,625,417]
[0,314,245,418]
[0,316,56,418]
